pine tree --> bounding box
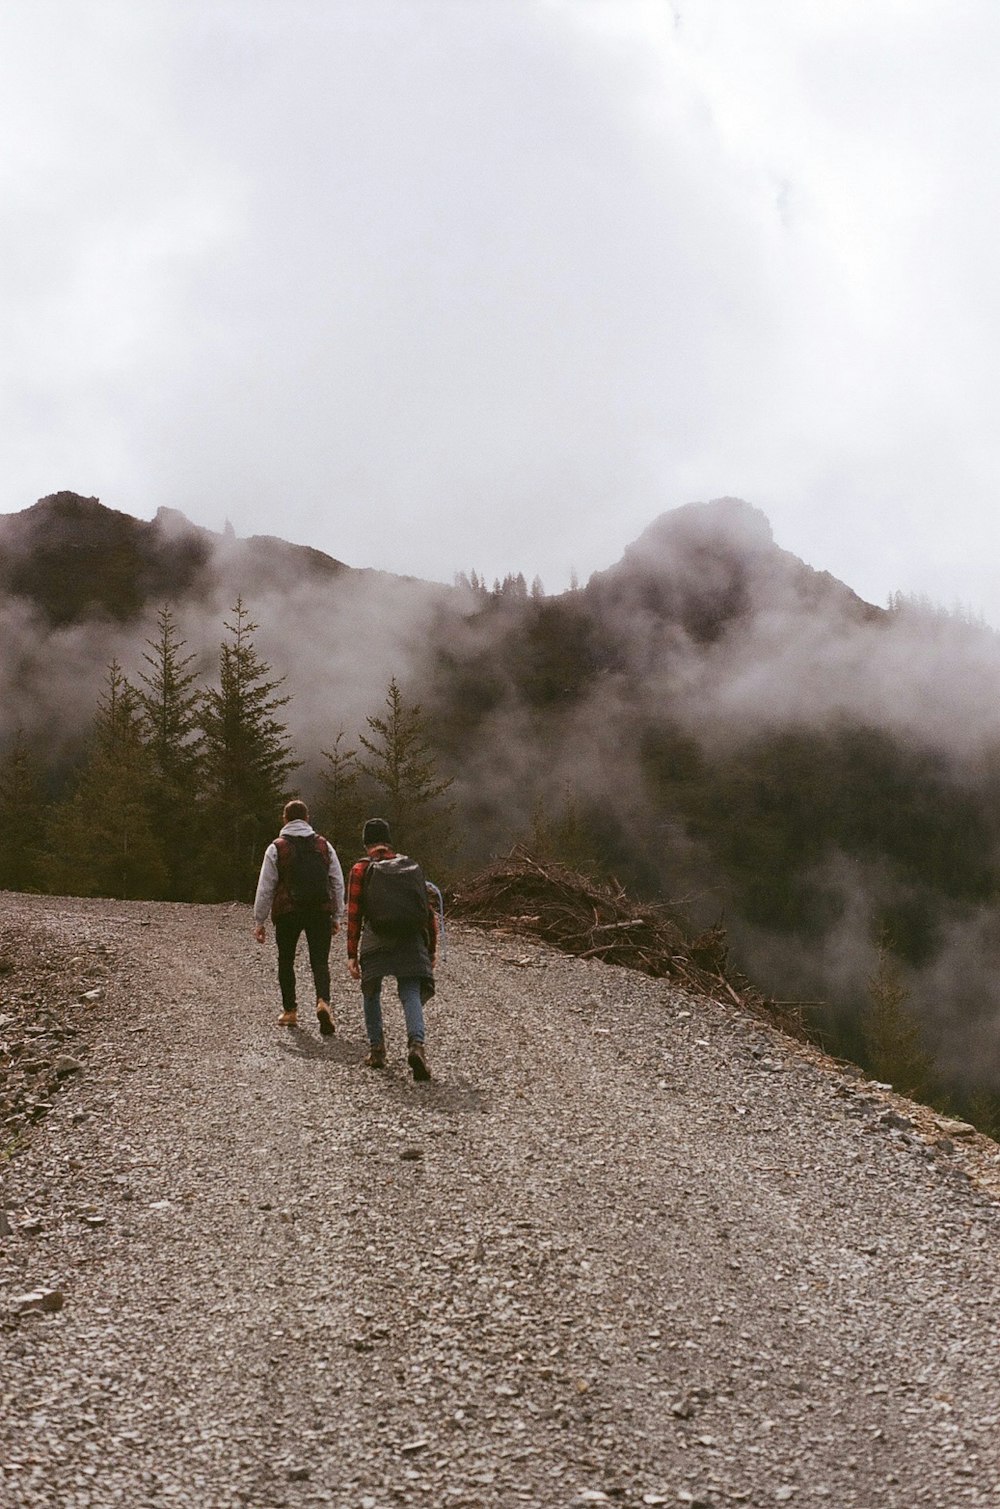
[357,677,454,861]
[46,661,168,899]
[316,730,365,855]
[199,599,300,899]
[863,930,934,1100]
[966,1088,1000,1139]
[0,732,47,891]
[528,785,605,878]
[136,605,203,898]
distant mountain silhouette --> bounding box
[0,492,355,625]
[0,491,883,644]
[587,496,881,641]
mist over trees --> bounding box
[46,661,167,901]
[5,598,457,907]
[4,490,1000,1126]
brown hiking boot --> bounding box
[316,1002,335,1037]
[407,1038,431,1082]
[277,1010,298,1027]
[365,1043,386,1070]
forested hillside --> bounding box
[2,491,1000,1123]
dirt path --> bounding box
[2,892,1000,1509]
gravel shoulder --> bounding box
[2,891,1000,1509]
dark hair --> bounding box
[283,799,309,823]
[362,817,391,847]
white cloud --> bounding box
[2,0,1000,613]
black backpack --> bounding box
[363,854,428,936]
[276,834,330,912]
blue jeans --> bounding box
[362,977,425,1047]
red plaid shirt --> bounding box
[346,845,438,962]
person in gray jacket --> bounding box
[253,800,345,1032]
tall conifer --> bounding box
[863,931,934,1099]
[358,677,454,861]
[46,661,167,898]
[0,732,47,891]
[136,605,203,898]
[199,599,299,899]
[316,730,364,855]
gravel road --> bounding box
[2,891,1000,1509]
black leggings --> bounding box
[274,911,333,1011]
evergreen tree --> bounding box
[966,1087,1000,1139]
[316,730,365,855]
[357,677,454,861]
[0,732,47,891]
[136,605,203,898]
[199,599,300,899]
[493,572,529,599]
[863,930,934,1099]
[46,661,168,899]
[527,787,605,878]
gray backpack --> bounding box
[363,855,428,936]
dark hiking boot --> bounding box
[365,1043,386,1070]
[277,1010,298,1028]
[316,1002,335,1037]
[407,1038,431,1082]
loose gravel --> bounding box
[1,891,1000,1509]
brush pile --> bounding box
[450,849,807,1039]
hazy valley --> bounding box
[3,491,1000,1123]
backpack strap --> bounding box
[272,836,292,918]
[277,833,326,865]
[426,880,446,961]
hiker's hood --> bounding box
[279,820,316,838]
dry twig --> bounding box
[450,848,808,1040]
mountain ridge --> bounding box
[0,492,361,625]
[0,489,880,630]
[588,496,882,642]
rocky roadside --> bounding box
[0,913,115,1157]
[1,891,999,1509]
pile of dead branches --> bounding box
[450,849,808,1040]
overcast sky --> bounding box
[3,0,1000,613]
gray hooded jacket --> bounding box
[253,820,345,925]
